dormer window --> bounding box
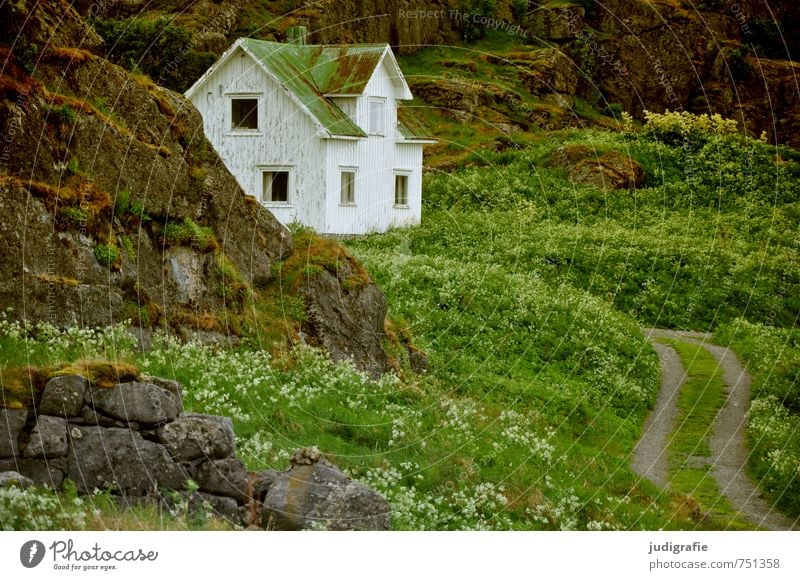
[369,98,385,135]
[231,97,259,130]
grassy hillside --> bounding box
[344,111,800,524]
[6,111,796,530]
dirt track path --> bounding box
[635,329,799,530]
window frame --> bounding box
[339,167,357,206]
[394,171,410,207]
[260,166,292,205]
[227,94,262,133]
[368,97,386,136]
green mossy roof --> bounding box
[397,103,434,140]
[241,39,389,137]
[239,39,430,140]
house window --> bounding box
[231,97,259,130]
[262,170,289,203]
[394,173,409,206]
[340,170,356,205]
[369,98,385,135]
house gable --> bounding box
[186,39,419,138]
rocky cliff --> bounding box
[0,0,402,377]
[531,0,800,146]
[62,1,798,145]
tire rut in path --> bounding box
[635,329,799,531]
[631,341,686,488]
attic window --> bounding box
[369,98,385,135]
[263,170,289,203]
[231,97,259,130]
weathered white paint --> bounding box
[187,44,430,235]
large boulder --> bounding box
[554,146,645,190]
[39,375,88,417]
[0,409,27,458]
[24,416,69,458]
[85,382,180,427]
[300,264,389,379]
[261,448,391,531]
[156,413,235,462]
[195,457,249,504]
[67,426,189,494]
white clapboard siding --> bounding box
[323,60,423,234]
[189,45,426,235]
[188,46,327,231]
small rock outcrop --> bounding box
[554,146,645,190]
[301,267,390,380]
[257,448,392,531]
[0,374,392,530]
[0,470,33,489]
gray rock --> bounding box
[139,374,183,408]
[195,457,249,504]
[0,470,34,488]
[39,375,87,417]
[156,413,235,462]
[261,448,391,531]
[251,469,279,503]
[67,426,188,495]
[190,492,244,526]
[24,415,68,458]
[81,405,116,427]
[0,458,66,488]
[86,382,180,427]
[0,409,27,458]
[300,265,389,379]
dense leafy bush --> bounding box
[415,122,800,329]
[641,110,738,148]
[92,17,217,92]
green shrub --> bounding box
[163,218,218,252]
[47,103,77,125]
[93,243,120,267]
[641,109,738,148]
[715,319,800,515]
[58,206,88,226]
[91,17,218,92]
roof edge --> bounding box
[184,38,245,99]
[237,40,331,137]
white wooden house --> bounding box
[185,32,434,234]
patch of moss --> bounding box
[46,47,95,64]
[279,228,371,291]
[58,205,88,227]
[32,274,80,287]
[49,360,140,389]
[94,243,121,269]
[162,218,219,253]
[169,308,232,334]
[214,251,252,307]
[0,366,49,409]
[1,174,115,242]
[1,360,141,408]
